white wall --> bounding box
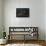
[45,0,46,40]
[4,0,45,40]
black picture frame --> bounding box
[16,8,29,17]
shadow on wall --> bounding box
[0,31,3,39]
